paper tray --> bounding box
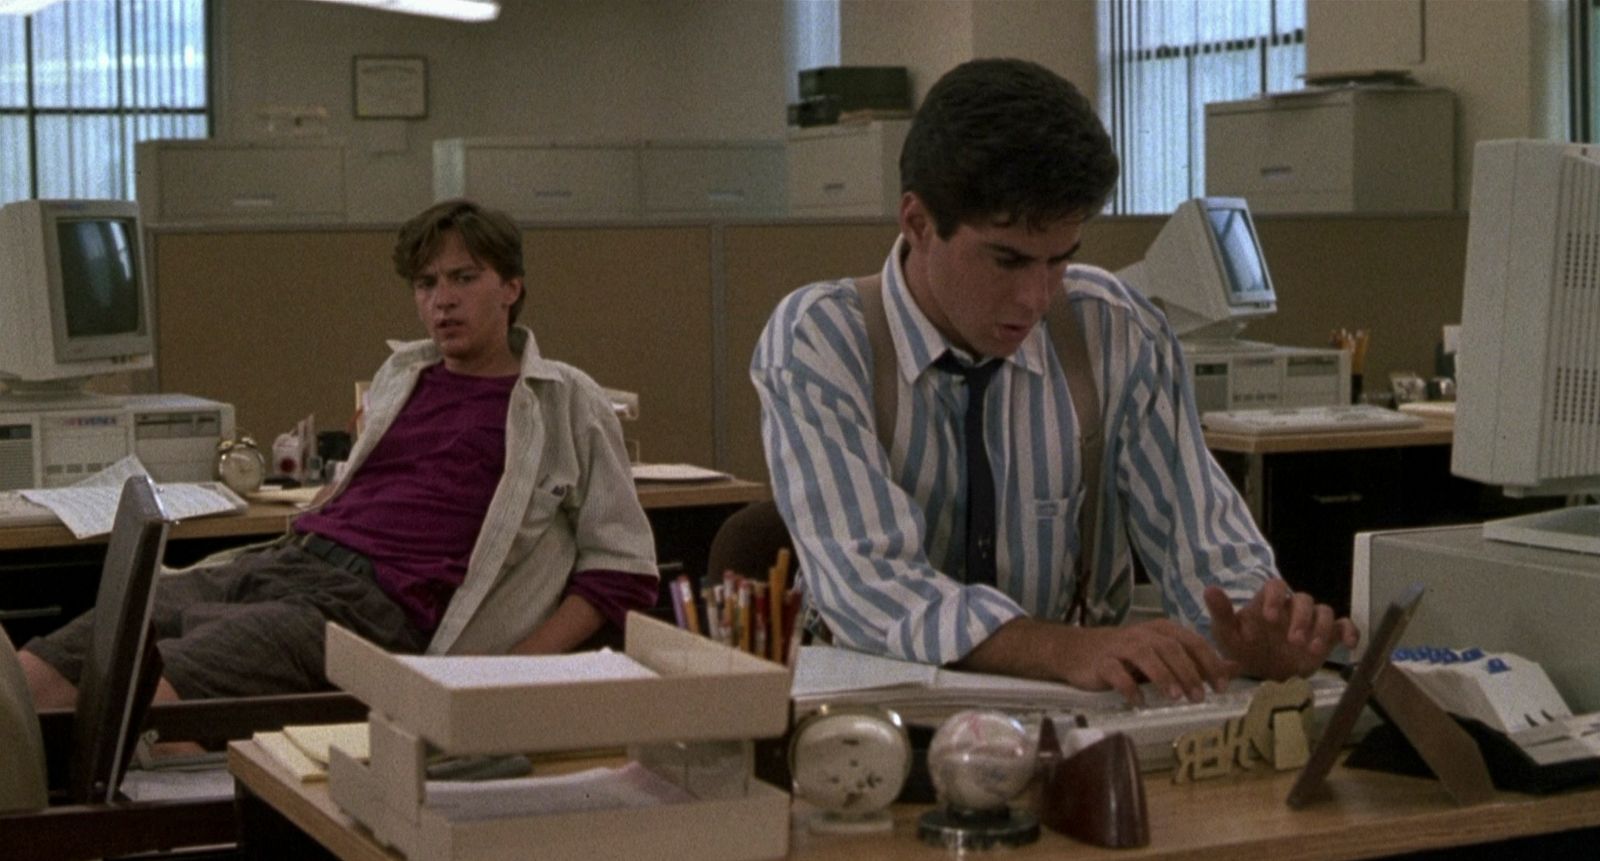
[326,613,791,753]
[330,749,789,861]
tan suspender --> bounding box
[854,276,1104,623]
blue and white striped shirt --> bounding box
[751,237,1276,666]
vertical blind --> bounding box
[0,0,207,206]
[1097,0,1304,215]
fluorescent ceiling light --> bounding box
[0,0,66,15]
[303,0,499,23]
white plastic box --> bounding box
[324,615,792,861]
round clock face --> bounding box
[216,439,265,495]
[789,707,912,815]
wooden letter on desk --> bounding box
[1173,678,1313,783]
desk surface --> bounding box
[230,738,1600,861]
[0,477,768,552]
[1204,417,1453,455]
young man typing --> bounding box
[753,59,1359,705]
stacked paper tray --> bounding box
[324,615,792,861]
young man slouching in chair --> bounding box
[21,199,659,710]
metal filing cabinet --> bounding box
[135,139,350,224]
[433,138,640,222]
[1205,87,1454,213]
[786,120,910,217]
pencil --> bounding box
[678,576,701,635]
[669,574,687,629]
[768,547,790,663]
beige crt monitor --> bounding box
[1451,139,1600,556]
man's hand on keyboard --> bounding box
[958,616,1239,707]
[1204,579,1360,681]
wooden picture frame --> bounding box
[352,55,427,120]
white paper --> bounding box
[119,764,236,802]
[791,644,1125,720]
[425,761,692,822]
[394,648,658,690]
[631,463,731,482]
[19,456,247,539]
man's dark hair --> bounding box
[901,58,1120,238]
[393,199,527,329]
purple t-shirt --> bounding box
[296,364,516,633]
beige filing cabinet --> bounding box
[1205,87,1454,213]
[639,140,786,219]
[134,139,350,224]
[786,120,910,217]
[434,138,786,221]
[433,138,640,222]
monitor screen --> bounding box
[57,218,143,340]
[1206,206,1272,304]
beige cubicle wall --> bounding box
[149,212,1468,482]
[152,225,717,468]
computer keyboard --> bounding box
[1056,673,1351,771]
[0,490,58,527]
[1202,404,1424,436]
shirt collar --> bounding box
[385,325,563,383]
[877,235,1049,383]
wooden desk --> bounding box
[1198,417,1547,617]
[635,477,768,510]
[0,479,768,553]
[0,502,296,552]
[0,478,768,644]
[228,738,1600,861]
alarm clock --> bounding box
[788,705,911,834]
[216,435,266,495]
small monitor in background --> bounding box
[0,199,155,403]
[68,474,171,804]
[1451,139,1600,556]
[1117,197,1278,344]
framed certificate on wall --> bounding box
[353,55,427,119]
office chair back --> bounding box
[68,475,171,805]
[706,500,794,585]
[0,625,47,812]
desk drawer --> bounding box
[1260,449,1406,617]
[0,550,101,644]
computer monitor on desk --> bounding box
[0,199,153,404]
[1354,141,1600,712]
[0,199,235,489]
[1117,197,1348,412]
[1117,196,1276,344]
[1451,139,1600,555]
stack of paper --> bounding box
[19,455,247,538]
[254,722,370,782]
[630,463,731,483]
[792,645,1124,725]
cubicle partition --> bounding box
[149,213,1469,480]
